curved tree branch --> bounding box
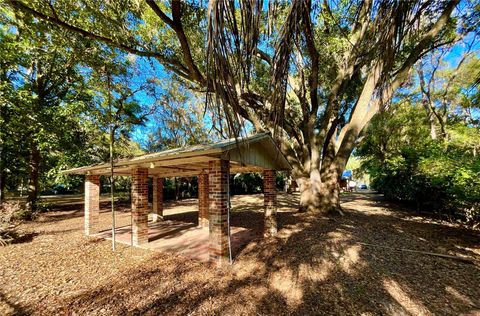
[146,0,205,84]
[6,0,193,81]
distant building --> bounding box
[340,170,355,192]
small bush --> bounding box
[0,201,22,246]
[358,105,480,226]
[116,195,131,204]
[36,201,54,214]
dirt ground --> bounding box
[1,192,479,315]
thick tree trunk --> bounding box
[297,177,315,212]
[293,136,346,215]
[26,141,40,214]
[296,171,342,214]
[425,110,438,140]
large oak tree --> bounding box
[6,0,475,212]
[0,12,91,211]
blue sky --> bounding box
[127,9,480,150]
[128,55,218,148]
[126,56,168,147]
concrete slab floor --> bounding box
[95,220,258,262]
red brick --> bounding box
[263,169,277,237]
[84,175,100,235]
[132,167,149,245]
[208,160,230,266]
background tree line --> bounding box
[0,7,218,214]
[5,0,477,214]
[0,1,478,225]
[357,46,480,225]
[0,4,272,215]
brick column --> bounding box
[263,169,277,237]
[208,160,229,265]
[131,168,149,245]
[198,171,209,227]
[84,175,100,235]
[152,176,164,222]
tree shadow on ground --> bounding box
[12,193,480,315]
[10,232,38,244]
[0,290,29,315]
[251,209,479,315]
[36,201,131,224]
[163,211,198,225]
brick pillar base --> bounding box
[84,175,100,235]
[263,169,277,237]
[198,172,209,227]
[132,168,149,245]
[152,177,164,222]
[208,160,229,265]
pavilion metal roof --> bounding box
[63,132,291,177]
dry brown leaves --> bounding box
[0,193,479,315]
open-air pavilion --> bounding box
[63,133,291,265]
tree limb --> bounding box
[169,0,205,84]
[145,0,175,27]
[6,0,193,81]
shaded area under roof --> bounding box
[63,133,291,177]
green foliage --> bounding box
[161,177,197,200]
[144,81,218,151]
[0,7,151,199]
[0,9,94,199]
[14,205,39,221]
[358,104,480,224]
[418,125,480,215]
[232,173,263,194]
[157,172,287,201]
[0,0,476,218]
[231,172,286,195]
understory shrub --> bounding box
[367,144,480,225]
[0,201,22,246]
[358,105,480,226]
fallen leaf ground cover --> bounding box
[1,192,479,315]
